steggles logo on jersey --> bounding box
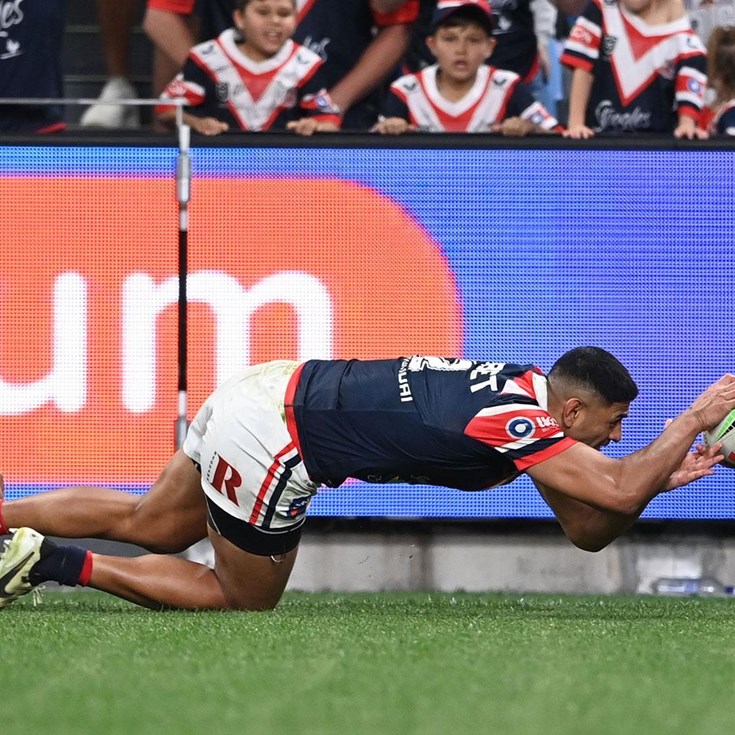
[601,34,617,56]
[594,99,652,130]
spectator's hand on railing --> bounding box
[674,116,708,140]
[371,117,416,135]
[189,117,229,136]
[490,117,535,137]
[287,118,341,136]
[563,123,595,139]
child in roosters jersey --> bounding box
[703,26,735,135]
[561,0,708,138]
[156,0,340,135]
[374,0,560,135]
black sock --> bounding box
[28,539,90,587]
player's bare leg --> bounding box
[0,451,207,553]
[86,534,298,610]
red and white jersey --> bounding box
[382,64,559,132]
[561,0,707,133]
[158,30,337,131]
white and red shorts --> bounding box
[182,361,317,555]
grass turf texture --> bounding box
[2,591,734,735]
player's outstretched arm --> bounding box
[534,443,722,550]
[528,374,735,519]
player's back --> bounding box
[288,356,548,491]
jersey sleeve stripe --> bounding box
[513,436,577,471]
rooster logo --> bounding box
[2,38,22,59]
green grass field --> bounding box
[2,590,734,735]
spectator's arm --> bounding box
[328,22,412,118]
[563,67,594,138]
[370,0,410,10]
[143,8,198,69]
[552,0,588,15]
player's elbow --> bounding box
[568,533,612,553]
[590,483,641,517]
[561,522,616,552]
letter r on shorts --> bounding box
[211,455,242,504]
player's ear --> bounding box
[485,38,496,58]
[562,397,584,428]
[426,34,437,58]
[233,7,245,33]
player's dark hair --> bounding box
[708,27,735,100]
[548,347,638,405]
[435,7,494,35]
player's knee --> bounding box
[126,497,200,554]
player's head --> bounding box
[547,347,638,449]
[427,0,496,83]
[708,27,735,98]
[233,0,297,61]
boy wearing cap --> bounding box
[374,0,560,134]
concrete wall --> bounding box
[81,522,735,595]
[285,524,735,595]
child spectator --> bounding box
[561,0,708,138]
[145,0,419,130]
[156,0,340,135]
[703,26,735,134]
[374,0,560,134]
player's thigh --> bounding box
[208,526,298,610]
[128,449,208,552]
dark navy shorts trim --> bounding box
[205,495,303,556]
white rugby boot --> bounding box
[0,527,45,609]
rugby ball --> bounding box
[704,409,735,468]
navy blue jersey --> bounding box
[489,0,539,80]
[294,0,418,129]
[561,0,707,133]
[285,356,576,491]
[0,0,66,133]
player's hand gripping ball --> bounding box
[705,410,735,468]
